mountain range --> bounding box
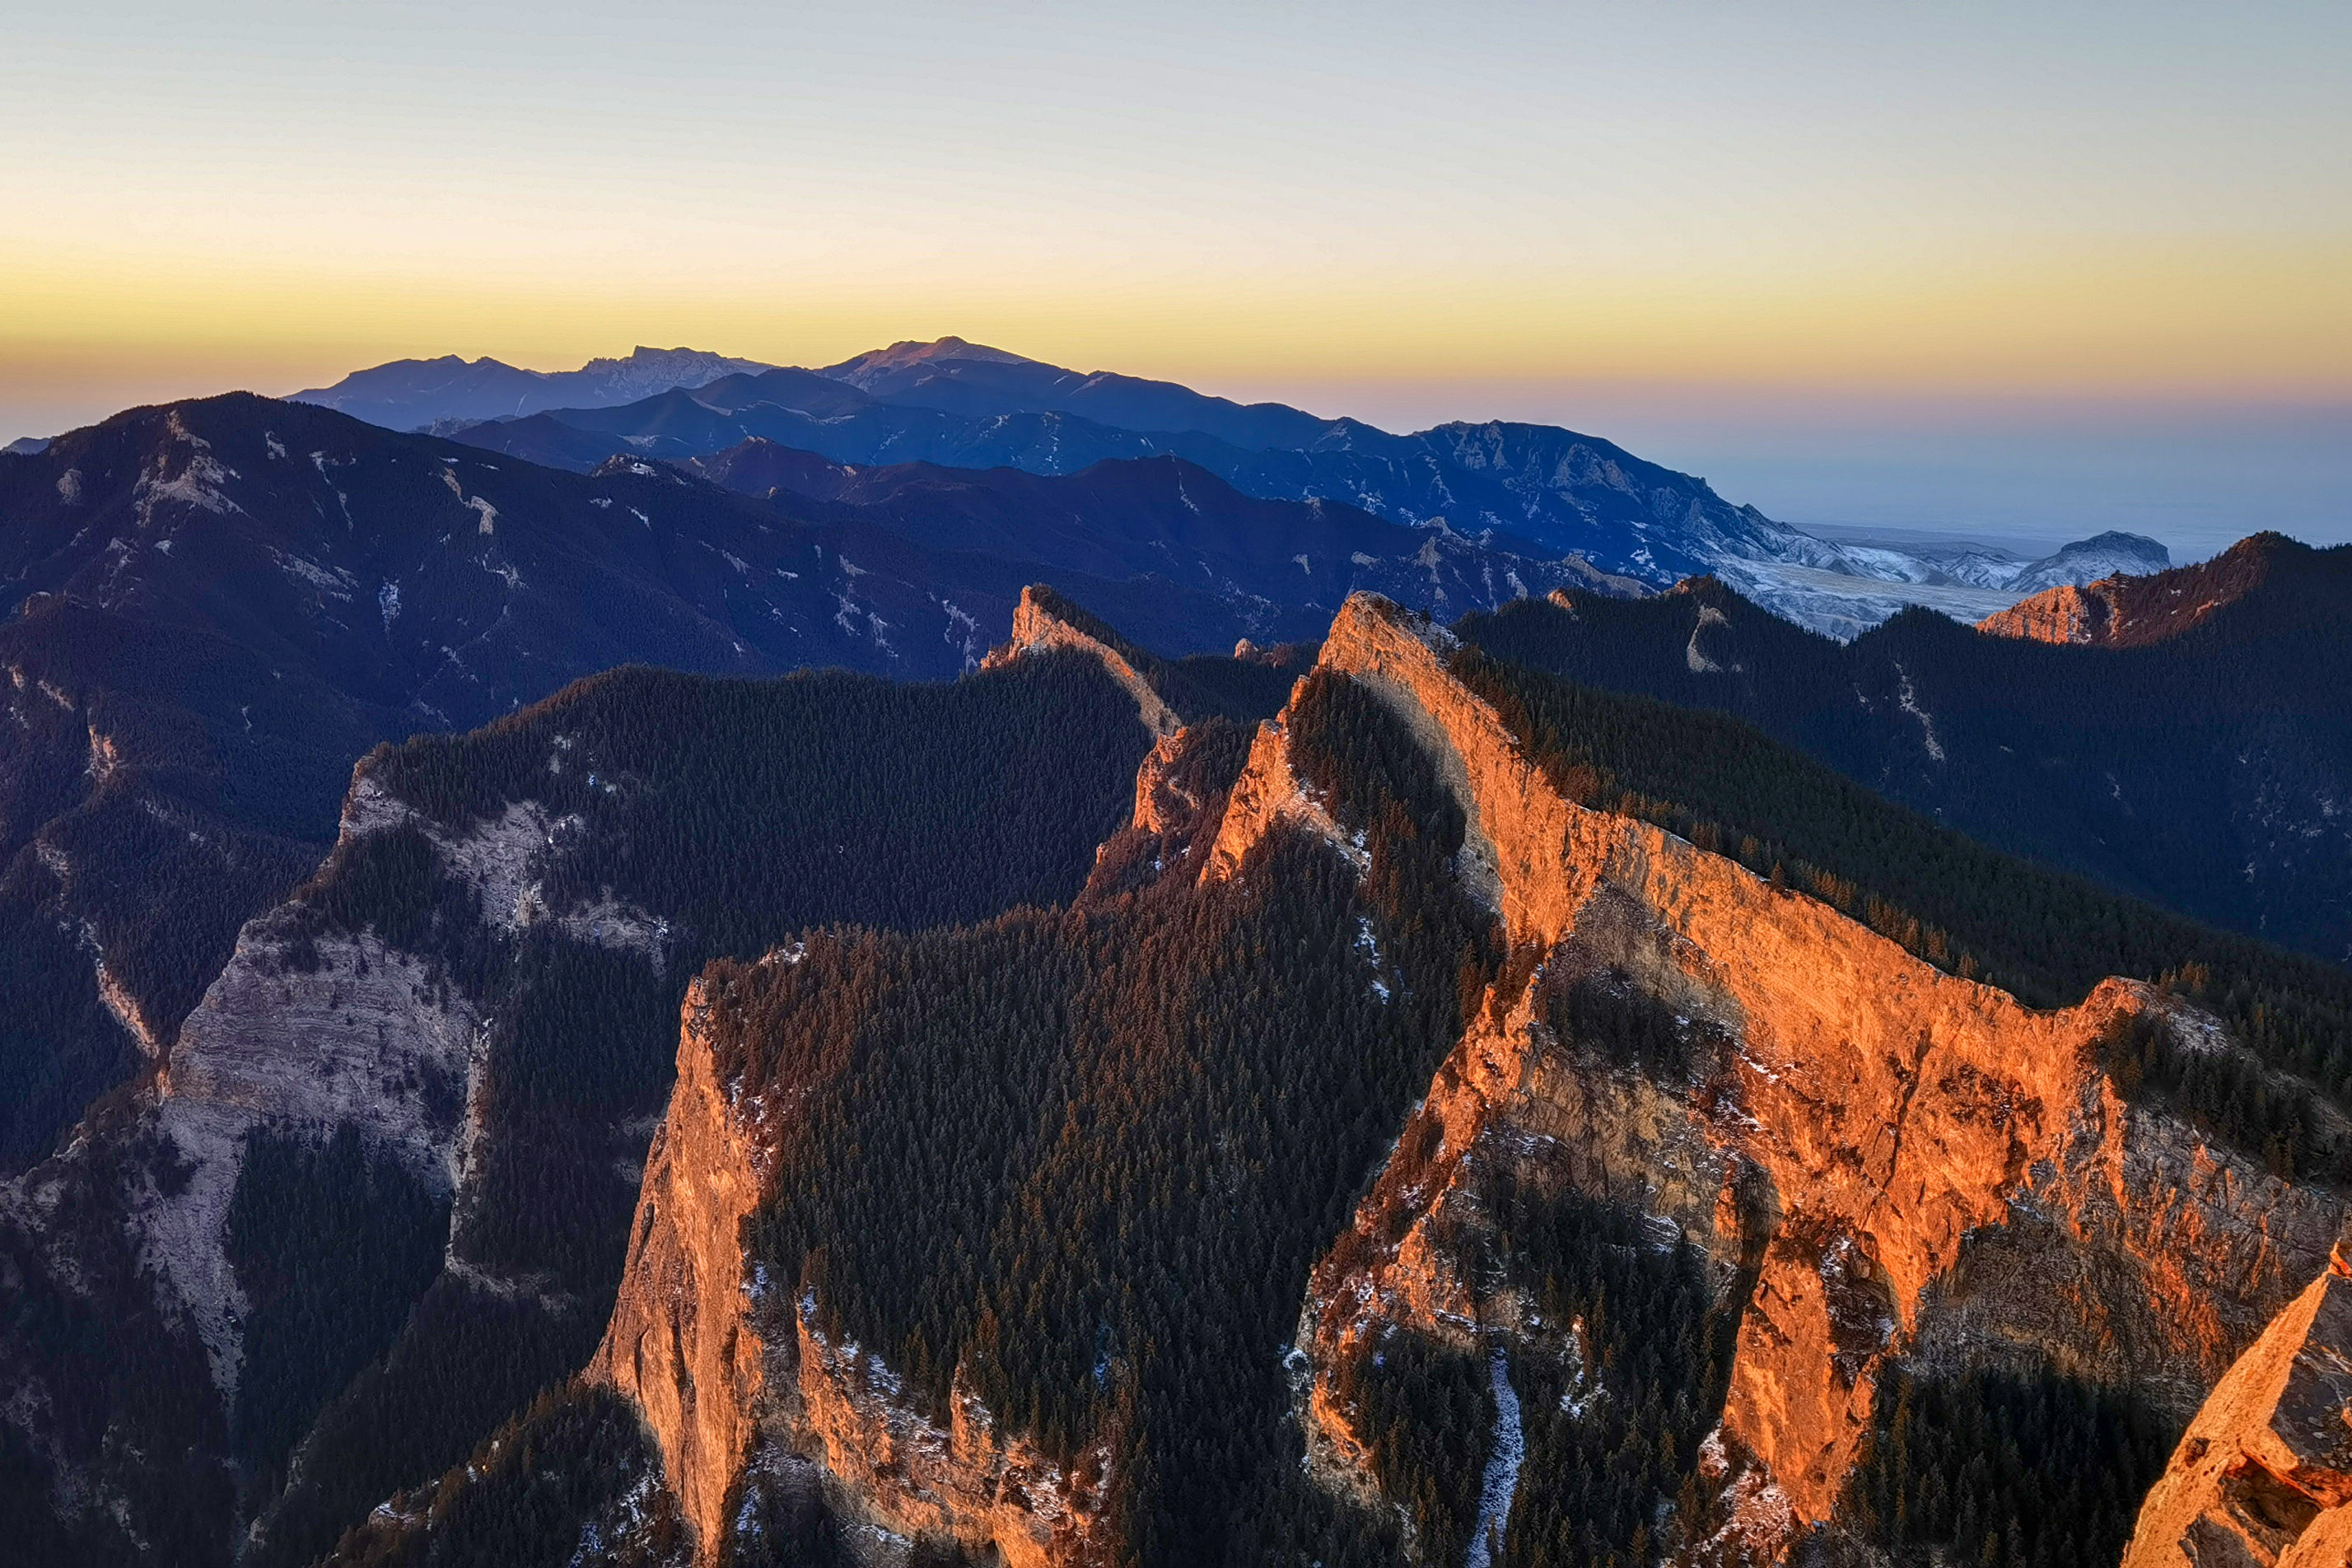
[0,389,1622,1177]
[1456,534,2352,966]
[8,581,2348,1568]
[288,347,777,432]
[3,338,2349,1568]
[294,337,2166,638]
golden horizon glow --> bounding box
[7,234,2348,425]
[4,2,2347,550]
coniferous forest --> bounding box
[285,597,2352,1568]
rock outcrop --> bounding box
[1242,595,2348,1552]
[984,586,1180,737]
[591,968,1113,1567]
[1978,581,2111,644]
[2124,1249,2352,1568]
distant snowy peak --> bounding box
[2004,530,2171,595]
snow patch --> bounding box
[1464,1346,1524,1568]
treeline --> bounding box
[1016,583,1309,726]
[1448,642,2352,1177]
[2097,1006,2350,1183]
[324,1383,688,1568]
[1329,1331,1491,1565]
[1482,1174,1730,1568]
[225,1127,448,1513]
[366,651,1152,948]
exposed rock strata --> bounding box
[2125,1249,2352,1568]
[130,760,664,1403]
[0,738,674,1551]
[1245,595,2349,1551]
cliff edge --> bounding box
[2125,1249,2352,1568]
[1248,595,2346,1552]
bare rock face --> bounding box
[790,1309,1113,1568]
[1978,581,2108,644]
[594,974,1112,1567]
[139,924,480,1401]
[591,978,769,1559]
[983,586,1180,737]
[1251,594,2348,1554]
[2124,1250,2352,1568]
[1200,712,1361,882]
[1083,718,1269,900]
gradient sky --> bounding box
[3,1,2345,553]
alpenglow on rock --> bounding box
[2124,1248,2352,1568]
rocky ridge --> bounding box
[1223,596,2349,1556]
[455,590,2352,1566]
[2123,1249,2352,1568]
[1977,533,2303,648]
[982,586,1181,738]
[592,970,1114,1568]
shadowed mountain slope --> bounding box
[1454,539,2352,964]
[0,602,1257,1568]
[0,392,1118,1169]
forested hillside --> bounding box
[1449,638,2352,1180]
[327,665,1510,1567]
[0,633,1241,1568]
[1455,538,2352,967]
[0,390,1349,1176]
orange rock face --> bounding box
[1979,581,2107,643]
[983,586,1181,737]
[2125,1251,2352,1568]
[590,979,770,1561]
[791,1311,1114,1568]
[1262,595,2348,1551]
[594,974,1112,1566]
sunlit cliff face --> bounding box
[591,593,2347,1564]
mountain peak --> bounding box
[819,335,1038,381]
[1976,531,2322,648]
